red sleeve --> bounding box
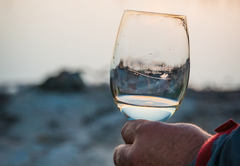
[195,119,239,166]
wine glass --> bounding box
[110,10,190,122]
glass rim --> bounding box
[124,10,187,19]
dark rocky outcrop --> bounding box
[39,71,85,92]
[0,93,19,135]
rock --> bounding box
[0,92,10,108]
[5,148,30,166]
[0,92,19,135]
[39,71,85,92]
[37,144,81,166]
[36,133,68,146]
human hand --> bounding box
[114,120,212,166]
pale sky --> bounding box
[0,0,240,90]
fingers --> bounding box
[114,120,147,166]
[121,119,148,144]
[113,144,132,166]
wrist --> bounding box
[175,124,212,166]
[182,144,203,166]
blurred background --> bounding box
[0,0,240,165]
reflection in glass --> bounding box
[110,10,190,121]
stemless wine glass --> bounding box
[110,10,190,122]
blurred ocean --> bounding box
[0,77,240,166]
[0,0,240,90]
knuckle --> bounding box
[121,120,146,136]
[135,121,149,134]
[136,121,163,134]
[113,145,124,165]
[114,145,135,166]
[127,147,139,166]
[113,146,119,165]
[121,121,133,135]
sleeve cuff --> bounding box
[194,119,239,166]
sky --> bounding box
[0,0,240,90]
